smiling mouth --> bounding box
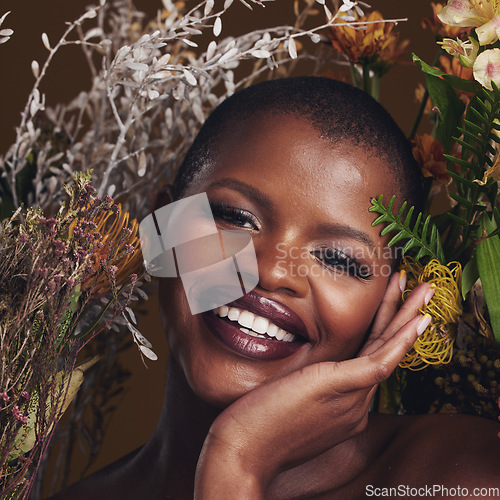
[213,305,298,342]
[201,292,309,361]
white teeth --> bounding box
[216,307,297,342]
[275,328,286,341]
[238,310,255,329]
[228,307,240,321]
[266,323,278,338]
[253,316,269,334]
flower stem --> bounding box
[350,64,361,89]
[372,74,380,101]
[409,47,443,139]
[363,64,372,95]
[409,87,429,140]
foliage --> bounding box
[0,172,143,498]
[369,33,500,344]
[369,195,445,263]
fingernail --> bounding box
[417,313,432,336]
[399,270,407,293]
[424,285,435,305]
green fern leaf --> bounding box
[369,195,445,263]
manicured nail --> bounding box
[399,270,407,293]
[424,286,435,305]
[417,313,432,336]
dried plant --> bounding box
[0,171,144,498]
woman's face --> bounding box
[159,114,399,407]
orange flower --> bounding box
[439,55,474,107]
[83,204,142,296]
[439,54,474,80]
[329,11,409,76]
[422,2,471,40]
[412,133,451,184]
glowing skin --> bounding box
[159,114,398,408]
[54,111,500,500]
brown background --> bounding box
[0,0,438,490]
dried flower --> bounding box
[12,406,28,425]
[0,11,13,44]
[329,10,409,76]
[412,133,450,184]
[0,171,147,496]
[82,203,142,296]
[399,258,463,370]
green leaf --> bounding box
[476,214,500,342]
[369,195,445,262]
[447,212,468,227]
[462,119,484,137]
[447,169,476,188]
[424,73,465,154]
[412,54,478,93]
[445,155,473,171]
[461,252,479,299]
[449,192,473,209]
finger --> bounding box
[365,271,402,342]
[360,281,433,357]
[337,313,429,391]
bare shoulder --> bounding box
[373,413,500,491]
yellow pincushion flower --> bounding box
[399,258,463,370]
[83,203,142,296]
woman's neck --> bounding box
[134,357,402,500]
[137,354,222,499]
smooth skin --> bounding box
[54,114,500,499]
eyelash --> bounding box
[210,202,260,231]
[311,247,373,281]
[210,203,372,281]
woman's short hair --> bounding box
[172,76,424,214]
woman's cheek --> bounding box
[159,278,192,347]
[315,278,386,358]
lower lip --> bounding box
[201,312,306,361]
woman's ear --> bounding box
[154,184,174,211]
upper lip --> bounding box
[227,291,310,341]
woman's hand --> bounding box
[194,273,434,499]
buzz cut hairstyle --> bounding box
[172,76,424,215]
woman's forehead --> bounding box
[209,113,396,199]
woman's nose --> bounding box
[254,237,310,297]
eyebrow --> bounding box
[205,178,274,211]
[316,222,376,251]
[206,177,376,250]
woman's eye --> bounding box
[210,203,260,231]
[311,248,373,280]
